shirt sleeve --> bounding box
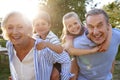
[46,48,74,80]
[113,28,120,43]
[46,31,61,45]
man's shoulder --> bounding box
[113,28,120,32]
[112,28,120,36]
[74,31,89,41]
[74,31,95,47]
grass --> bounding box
[0,55,10,80]
[0,38,6,47]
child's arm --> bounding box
[67,47,99,56]
[98,24,112,52]
[36,42,63,54]
[70,58,79,80]
[46,42,63,53]
[64,35,100,56]
[111,60,115,73]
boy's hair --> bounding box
[85,8,109,23]
[33,11,51,24]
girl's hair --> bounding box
[61,12,84,44]
[1,11,32,40]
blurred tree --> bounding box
[103,0,120,60]
[38,0,86,37]
[85,0,101,10]
[103,0,120,28]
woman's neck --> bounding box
[14,37,35,61]
[14,38,34,50]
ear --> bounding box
[107,23,112,31]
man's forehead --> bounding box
[86,14,105,24]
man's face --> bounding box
[86,14,109,45]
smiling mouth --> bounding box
[12,36,21,41]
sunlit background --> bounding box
[0,0,114,19]
[0,0,48,20]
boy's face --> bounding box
[64,17,81,35]
[33,18,51,36]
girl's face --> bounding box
[64,17,81,35]
[33,18,50,36]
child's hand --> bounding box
[8,76,12,80]
[98,44,108,52]
[91,46,101,53]
[36,41,47,50]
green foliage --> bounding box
[0,56,10,80]
[85,0,101,9]
[0,38,6,47]
[103,1,120,28]
[103,1,120,60]
[116,46,120,60]
[39,0,86,37]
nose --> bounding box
[93,28,99,35]
[13,27,18,34]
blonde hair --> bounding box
[61,12,84,44]
[1,11,32,40]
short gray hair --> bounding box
[85,9,109,23]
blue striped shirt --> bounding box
[33,31,60,45]
[7,39,72,80]
[74,28,120,80]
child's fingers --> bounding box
[36,42,46,50]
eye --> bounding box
[74,22,78,25]
[87,24,94,29]
[7,25,13,30]
[97,23,103,28]
[41,22,46,26]
[35,23,40,27]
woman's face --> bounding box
[64,17,81,35]
[5,15,30,45]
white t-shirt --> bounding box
[12,48,35,80]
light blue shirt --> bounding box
[74,28,120,80]
[6,39,72,80]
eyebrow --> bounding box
[87,21,103,26]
